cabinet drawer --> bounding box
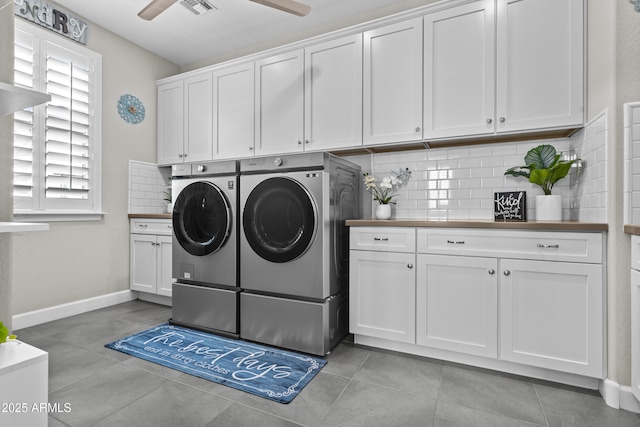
[350,227,415,253]
[417,228,602,263]
[632,235,640,271]
[130,218,173,236]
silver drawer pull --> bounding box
[373,237,389,241]
[537,244,559,249]
[447,240,465,245]
[139,224,148,228]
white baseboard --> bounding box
[600,379,640,413]
[12,290,137,330]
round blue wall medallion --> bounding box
[117,94,145,124]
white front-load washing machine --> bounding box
[169,160,240,337]
[239,152,360,355]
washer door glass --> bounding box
[243,177,317,263]
[173,182,232,256]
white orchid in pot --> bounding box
[504,144,580,221]
[363,168,411,219]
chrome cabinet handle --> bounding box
[139,224,148,228]
[503,270,511,276]
[447,240,465,244]
[249,146,254,151]
[486,118,493,124]
[537,244,560,249]
[178,153,183,158]
[488,269,495,275]
[298,140,302,145]
[415,127,421,132]
[499,117,506,123]
[373,237,389,241]
[305,139,310,144]
[407,264,414,269]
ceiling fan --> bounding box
[138,0,311,21]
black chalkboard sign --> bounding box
[494,191,527,222]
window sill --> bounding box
[14,212,107,222]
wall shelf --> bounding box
[0,222,49,233]
[0,82,50,116]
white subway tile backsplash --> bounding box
[128,160,172,214]
[368,118,607,221]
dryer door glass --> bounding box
[173,182,232,256]
[243,177,317,263]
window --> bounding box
[13,19,102,221]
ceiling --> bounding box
[52,0,436,69]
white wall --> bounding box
[0,0,15,331]
[10,8,180,314]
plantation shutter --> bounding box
[13,23,100,216]
[44,43,91,202]
[13,31,36,201]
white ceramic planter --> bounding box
[375,204,392,220]
[535,195,562,221]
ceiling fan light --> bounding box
[250,0,311,17]
[179,0,217,15]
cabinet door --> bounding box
[304,34,363,151]
[255,50,304,156]
[157,81,184,165]
[363,17,423,146]
[130,234,157,293]
[423,0,495,139]
[416,254,498,358]
[184,73,213,162]
[496,0,584,132]
[213,62,255,159]
[500,259,603,378]
[349,250,416,343]
[632,269,640,402]
[157,235,173,297]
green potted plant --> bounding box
[504,144,580,221]
[163,188,172,214]
[0,321,16,344]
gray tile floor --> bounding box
[13,300,640,427]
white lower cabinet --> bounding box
[631,236,640,402]
[349,227,416,343]
[499,258,603,377]
[130,219,173,297]
[416,254,498,358]
[350,226,605,382]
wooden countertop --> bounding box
[128,214,172,219]
[625,224,640,235]
[346,219,608,232]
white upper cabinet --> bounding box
[255,50,305,156]
[496,0,584,132]
[212,62,255,159]
[304,34,363,151]
[183,73,214,163]
[363,17,423,146]
[423,0,495,139]
[157,73,213,165]
[158,0,586,159]
[157,80,184,165]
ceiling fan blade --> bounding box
[138,0,178,20]
[249,0,311,17]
